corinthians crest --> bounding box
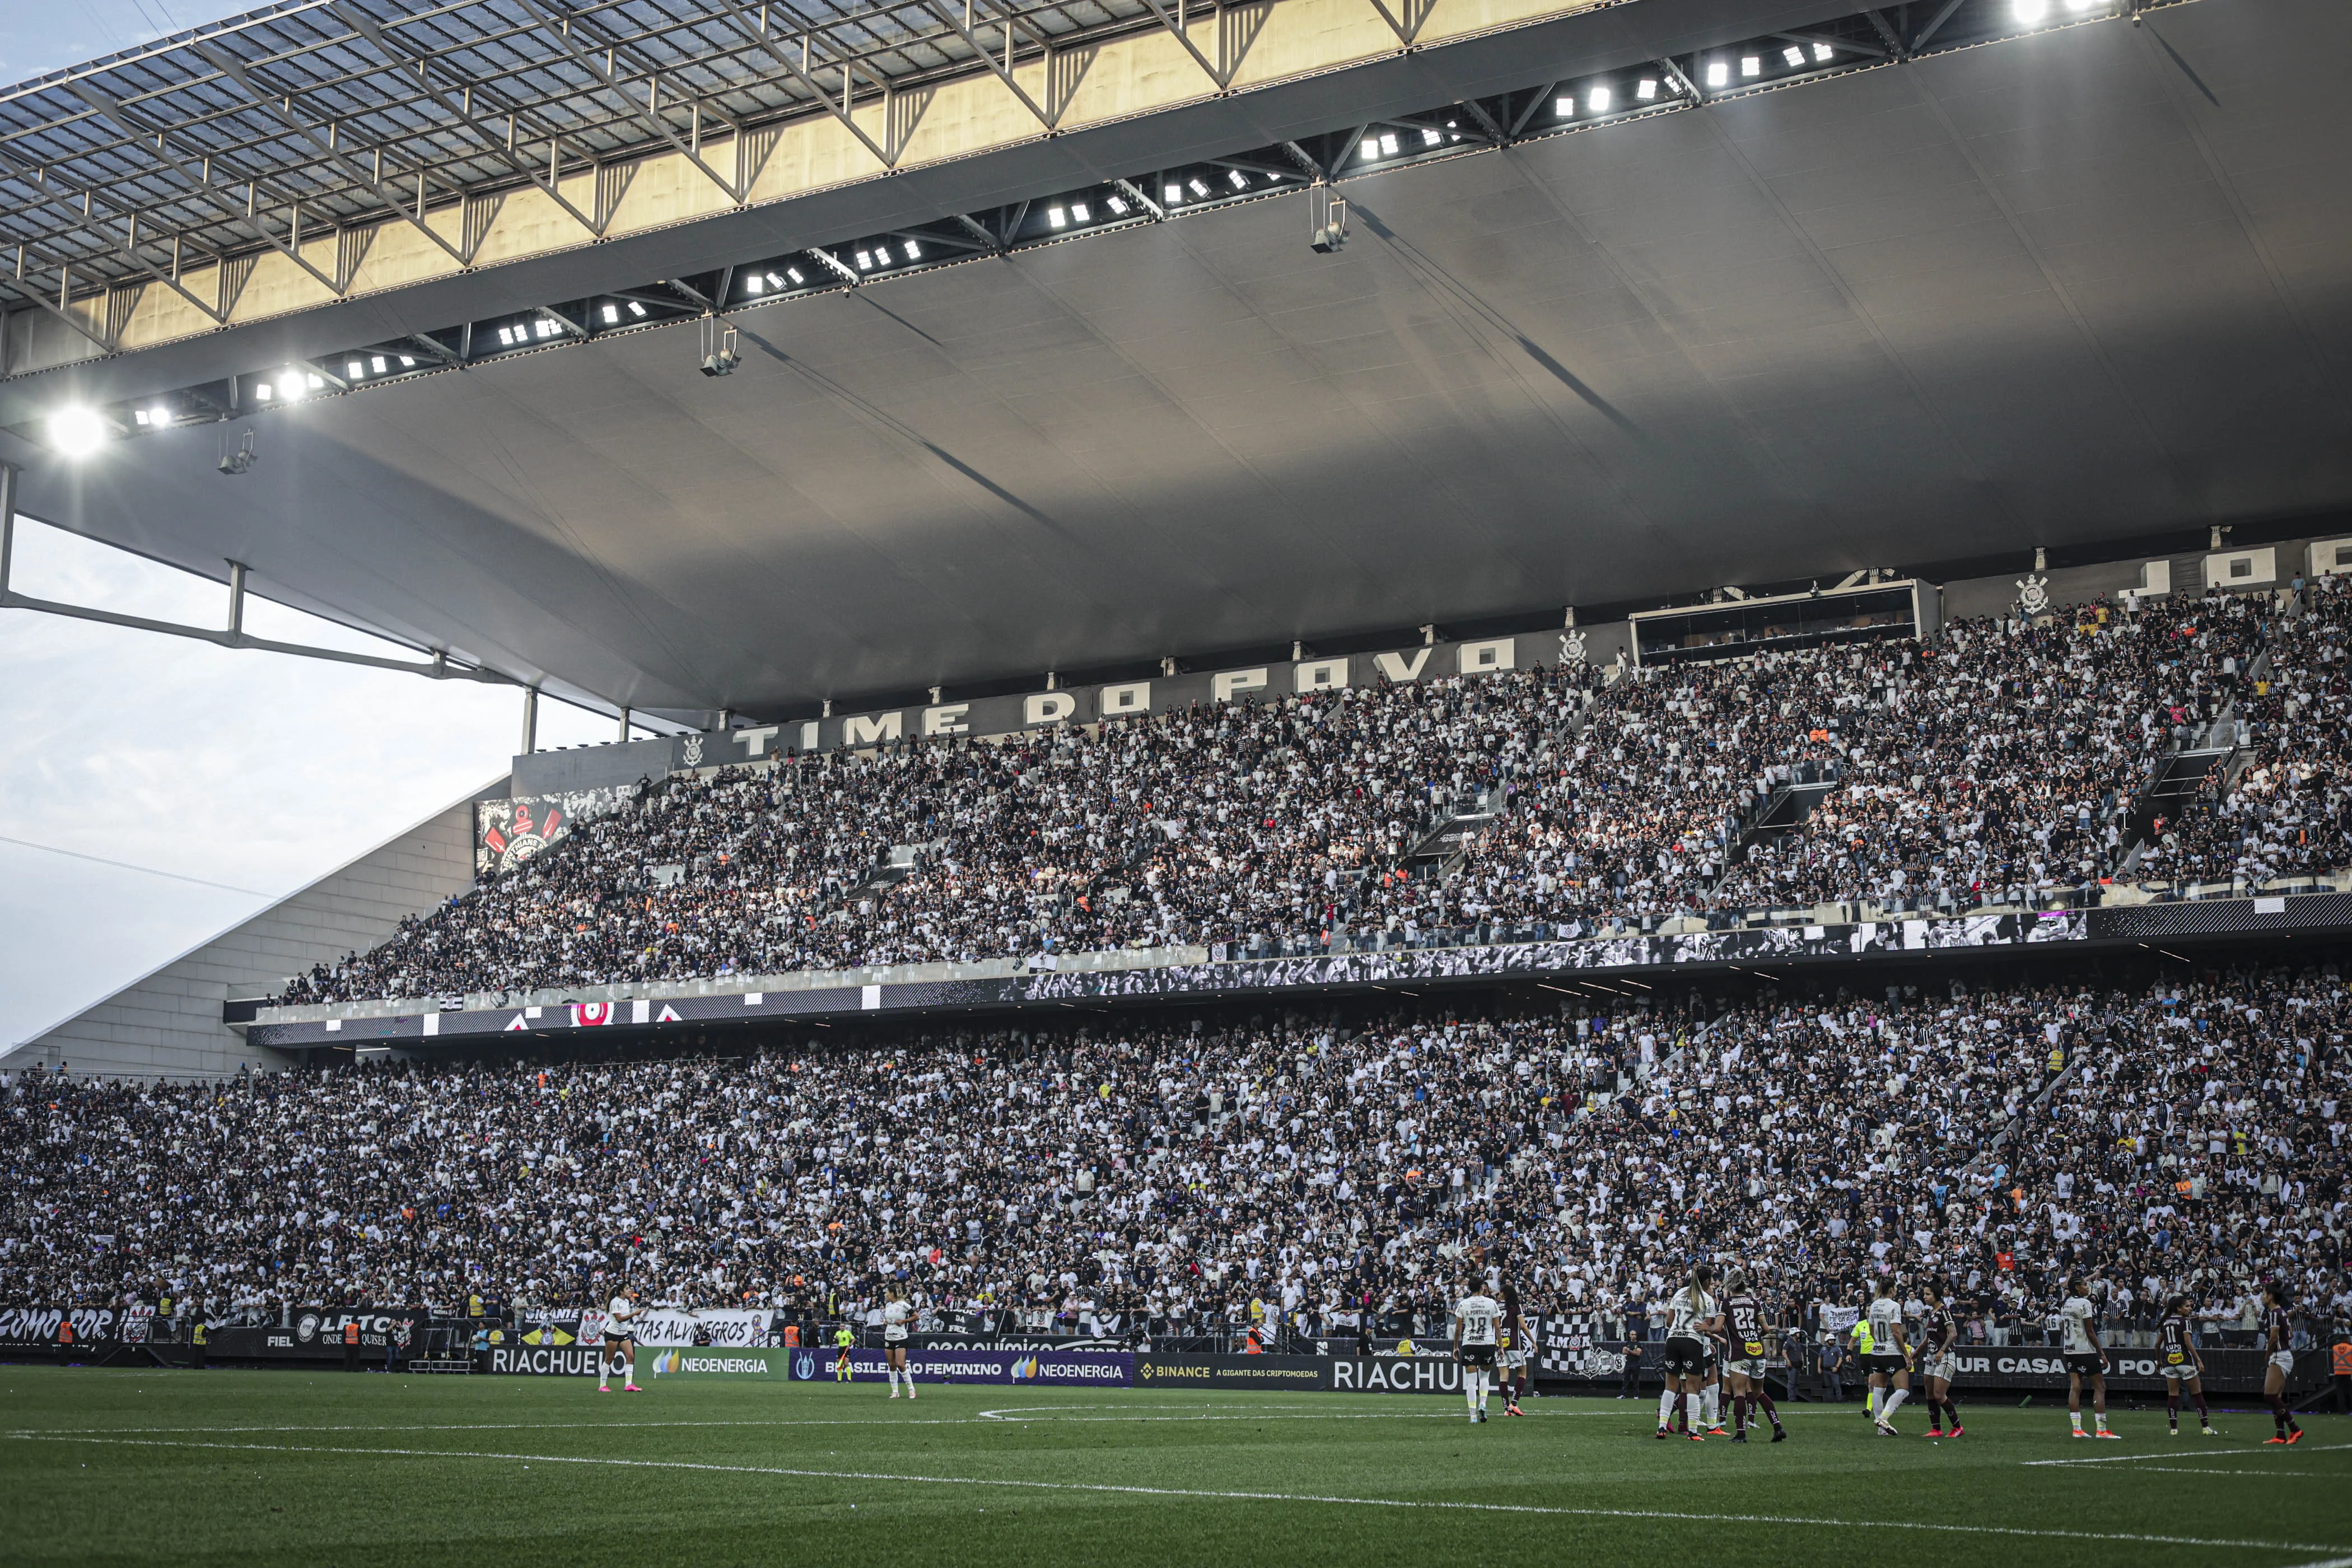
[680,733,704,766]
[2015,573,2051,618]
[1559,627,1589,665]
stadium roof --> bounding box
[1,0,2346,725]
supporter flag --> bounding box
[573,1002,614,1028]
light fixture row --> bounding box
[30,0,2146,461]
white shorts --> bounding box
[1500,1350,1528,1371]
[1726,1358,1769,1380]
[1925,1354,1956,1383]
[2269,1350,2294,1374]
[2160,1361,2197,1383]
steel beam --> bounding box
[508,0,748,203]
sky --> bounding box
[0,518,621,1053]
[0,0,642,1053]
[0,0,221,82]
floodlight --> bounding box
[399,355,415,367]
[1189,177,1210,195]
[903,239,923,259]
[347,360,366,378]
[783,269,803,286]
[1589,85,1612,111]
[48,405,111,457]
[1107,195,1129,214]
[371,356,387,374]
[1071,203,1091,222]
[150,404,170,426]
[856,250,874,269]
[279,367,307,399]
[1164,183,1183,203]
[1419,128,1440,147]
[1813,41,1835,60]
[1783,45,1805,66]
[700,320,741,377]
[603,304,621,324]
[2014,0,2049,18]
[1742,54,1762,75]
[745,274,764,293]
[218,427,258,476]
[134,409,150,426]
[1636,78,1657,100]
[254,384,274,401]
[306,372,324,389]
[1360,138,1379,159]
[1048,207,1067,228]
[1556,95,1574,116]
[1379,132,1399,155]
[1705,61,1729,87]
[629,300,649,316]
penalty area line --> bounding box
[8,1432,2348,1558]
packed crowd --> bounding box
[2139,572,2352,886]
[7,968,2348,1346]
[277,578,2352,1010]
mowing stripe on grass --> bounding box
[11,1431,2347,1559]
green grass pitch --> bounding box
[1,1370,2345,1567]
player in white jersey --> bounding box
[881,1289,916,1399]
[2059,1275,2120,1439]
[1453,1286,1502,1424]
[1864,1278,1910,1436]
[1658,1266,1721,1442]
[598,1285,641,1394]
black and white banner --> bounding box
[248,909,2103,1048]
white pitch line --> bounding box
[10,1432,2348,1559]
[4,1407,1518,1439]
[2026,1441,2352,1468]
[2129,1468,2332,1479]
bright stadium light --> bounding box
[1782,45,1805,66]
[1556,95,1574,116]
[603,304,621,324]
[1636,78,1658,100]
[48,405,112,457]
[1813,41,1835,61]
[2015,0,2050,19]
[1704,60,1729,87]
[1742,54,1762,76]
[1588,85,1612,112]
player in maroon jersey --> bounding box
[2155,1295,2216,1437]
[1719,1272,1787,1444]
[2262,1283,2303,1445]
[1920,1281,1962,1438]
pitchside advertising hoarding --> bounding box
[636,1346,1134,1386]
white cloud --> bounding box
[0,518,618,1050]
